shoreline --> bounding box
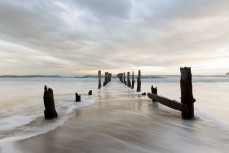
[1,82,229,153]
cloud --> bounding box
[0,0,229,75]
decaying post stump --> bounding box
[75,92,81,102]
[137,70,141,92]
[43,85,58,119]
[88,90,92,95]
[151,85,157,102]
[124,73,126,85]
[131,71,135,89]
[98,70,101,89]
[127,72,131,88]
[180,67,195,119]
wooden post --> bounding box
[131,71,135,89]
[151,85,157,102]
[108,73,112,82]
[124,72,126,85]
[88,90,92,95]
[75,92,81,102]
[43,85,58,119]
[103,72,108,86]
[117,73,121,82]
[98,70,101,89]
[120,73,123,83]
[118,73,123,83]
[137,70,141,92]
[180,67,195,119]
[127,72,131,88]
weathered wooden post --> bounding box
[120,73,123,83]
[151,85,157,102]
[43,85,58,119]
[106,72,108,85]
[180,67,195,119]
[124,72,126,85]
[75,92,81,102]
[127,72,131,88]
[108,73,112,82]
[103,72,108,86]
[117,73,120,82]
[137,70,141,92]
[98,70,101,89]
[117,73,123,83]
[88,90,92,95]
[131,71,135,89]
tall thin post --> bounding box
[124,72,126,85]
[137,70,141,92]
[120,73,123,83]
[180,67,195,119]
[98,70,101,89]
[131,71,135,89]
[127,72,131,88]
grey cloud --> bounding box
[71,0,132,19]
[0,0,229,75]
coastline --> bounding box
[1,82,228,153]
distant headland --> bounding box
[226,72,229,75]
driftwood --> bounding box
[75,92,81,102]
[43,86,58,119]
[180,67,195,119]
[131,71,135,89]
[147,93,188,113]
[98,70,101,89]
[137,70,141,92]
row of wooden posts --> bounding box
[116,67,195,119]
[98,70,112,89]
[116,70,141,92]
[147,67,195,119]
[44,70,112,120]
[43,86,93,119]
[43,67,195,120]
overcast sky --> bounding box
[0,0,229,75]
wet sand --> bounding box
[9,82,229,153]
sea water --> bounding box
[0,76,97,143]
[0,75,229,152]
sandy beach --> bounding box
[1,81,227,153]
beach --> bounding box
[0,76,229,153]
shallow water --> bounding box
[0,76,229,152]
[0,77,97,142]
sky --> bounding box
[0,0,229,75]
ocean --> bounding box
[0,75,228,152]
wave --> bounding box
[0,96,95,144]
[0,75,61,78]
